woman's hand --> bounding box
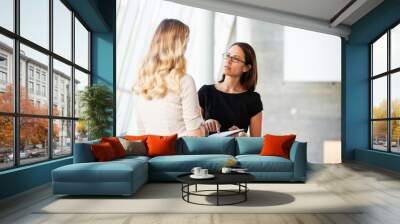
[237,132,248,137]
[204,119,221,133]
[228,125,248,137]
[228,125,240,131]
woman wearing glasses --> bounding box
[198,42,263,137]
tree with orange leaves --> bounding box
[0,84,59,151]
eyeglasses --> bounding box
[222,53,246,64]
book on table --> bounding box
[208,129,244,137]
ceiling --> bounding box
[166,0,384,38]
[225,0,353,22]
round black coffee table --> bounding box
[177,173,255,206]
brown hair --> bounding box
[219,42,258,92]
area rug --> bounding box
[37,183,362,214]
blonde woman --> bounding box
[132,19,205,137]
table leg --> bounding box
[245,183,247,201]
[181,184,183,199]
[217,184,219,206]
[195,184,197,192]
[187,184,190,202]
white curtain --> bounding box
[116,0,234,135]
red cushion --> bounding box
[146,134,177,157]
[259,134,296,159]
[91,142,117,161]
[101,137,127,158]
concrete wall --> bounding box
[236,18,341,163]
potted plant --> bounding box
[79,84,114,140]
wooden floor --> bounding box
[1,162,400,224]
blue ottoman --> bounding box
[52,157,148,196]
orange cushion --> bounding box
[101,137,127,158]
[91,142,117,161]
[146,134,177,157]
[124,135,148,141]
[259,134,296,159]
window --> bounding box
[53,119,72,158]
[35,70,41,81]
[28,81,34,94]
[53,59,72,117]
[42,85,46,97]
[0,56,7,89]
[391,24,400,70]
[54,89,58,105]
[74,69,89,142]
[371,23,400,154]
[20,0,49,49]
[0,54,8,87]
[53,0,72,60]
[0,55,7,67]
[74,69,89,118]
[0,1,91,170]
[0,71,6,85]
[0,116,13,170]
[29,67,34,80]
[372,34,387,77]
[0,0,14,32]
[20,117,49,165]
[75,18,89,70]
[36,84,40,95]
[0,34,13,113]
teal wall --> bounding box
[91,0,116,135]
[355,149,400,172]
[0,158,72,199]
[91,32,115,135]
[344,0,400,171]
[92,33,114,87]
[0,0,116,200]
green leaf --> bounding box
[79,84,114,140]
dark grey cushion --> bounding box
[118,138,147,156]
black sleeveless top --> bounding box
[198,85,263,132]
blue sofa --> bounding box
[52,137,307,196]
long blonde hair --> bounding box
[133,19,189,100]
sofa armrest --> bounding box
[289,141,307,181]
[73,140,100,163]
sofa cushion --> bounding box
[177,137,235,155]
[101,137,127,158]
[91,142,118,161]
[52,159,147,183]
[235,137,263,155]
[147,134,177,157]
[124,135,148,141]
[118,138,147,156]
[148,154,235,172]
[260,134,296,159]
[115,155,150,163]
[236,155,293,172]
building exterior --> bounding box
[0,41,78,155]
